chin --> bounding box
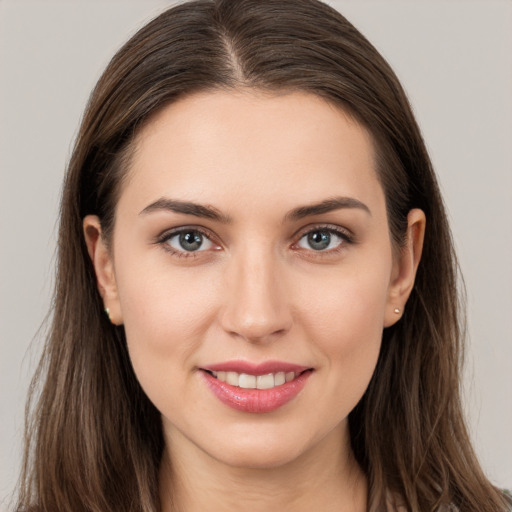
[212,442,306,470]
[204,425,330,471]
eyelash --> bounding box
[155,227,218,258]
[294,224,354,257]
[155,224,354,259]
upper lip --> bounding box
[200,360,311,376]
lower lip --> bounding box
[201,370,312,413]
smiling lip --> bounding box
[202,360,310,375]
[200,360,313,413]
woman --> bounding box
[15,0,510,511]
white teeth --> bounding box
[274,372,286,386]
[285,372,295,383]
[256,374,275,389]
[239,373,257,389]
[210,370,299,389]
[226,372,239,386]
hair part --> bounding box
[17,1,509,511]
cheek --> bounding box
[300,258,391,341]
[299,261,391,408]
[114,258,220,394]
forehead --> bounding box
[119,89,384,219]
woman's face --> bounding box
[86,90,422,470]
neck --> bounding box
[159,423,367,512]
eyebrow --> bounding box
[139,195,370,223]
[139,198,232,223]
[284,196,371,221]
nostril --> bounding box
[219,261,293,341]
[220,307,292,343]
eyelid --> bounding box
[153,223,354,258]
[293,223,354,244]
[155,225,221,257]
[291,223,355,256]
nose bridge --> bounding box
[220,242,292,342]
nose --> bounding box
[219,249,293,344]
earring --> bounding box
[394,307,401,314]
[105,307,111,321]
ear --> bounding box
[384,209,426,327]
[83,215,123,325]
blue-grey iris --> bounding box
[308,231,331,250]
[180,231,203,251]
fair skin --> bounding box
[84,90,425,512]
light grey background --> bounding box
[1,0,511,507]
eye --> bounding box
[164,229,215,253]
[296,228,348,252]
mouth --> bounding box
[199,362,314,413]
[203,369,309,390]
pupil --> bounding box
[308,231,330,250]
[180,231,202,251]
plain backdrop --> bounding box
[1,0,511,507]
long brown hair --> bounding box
[16,1,509,511]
